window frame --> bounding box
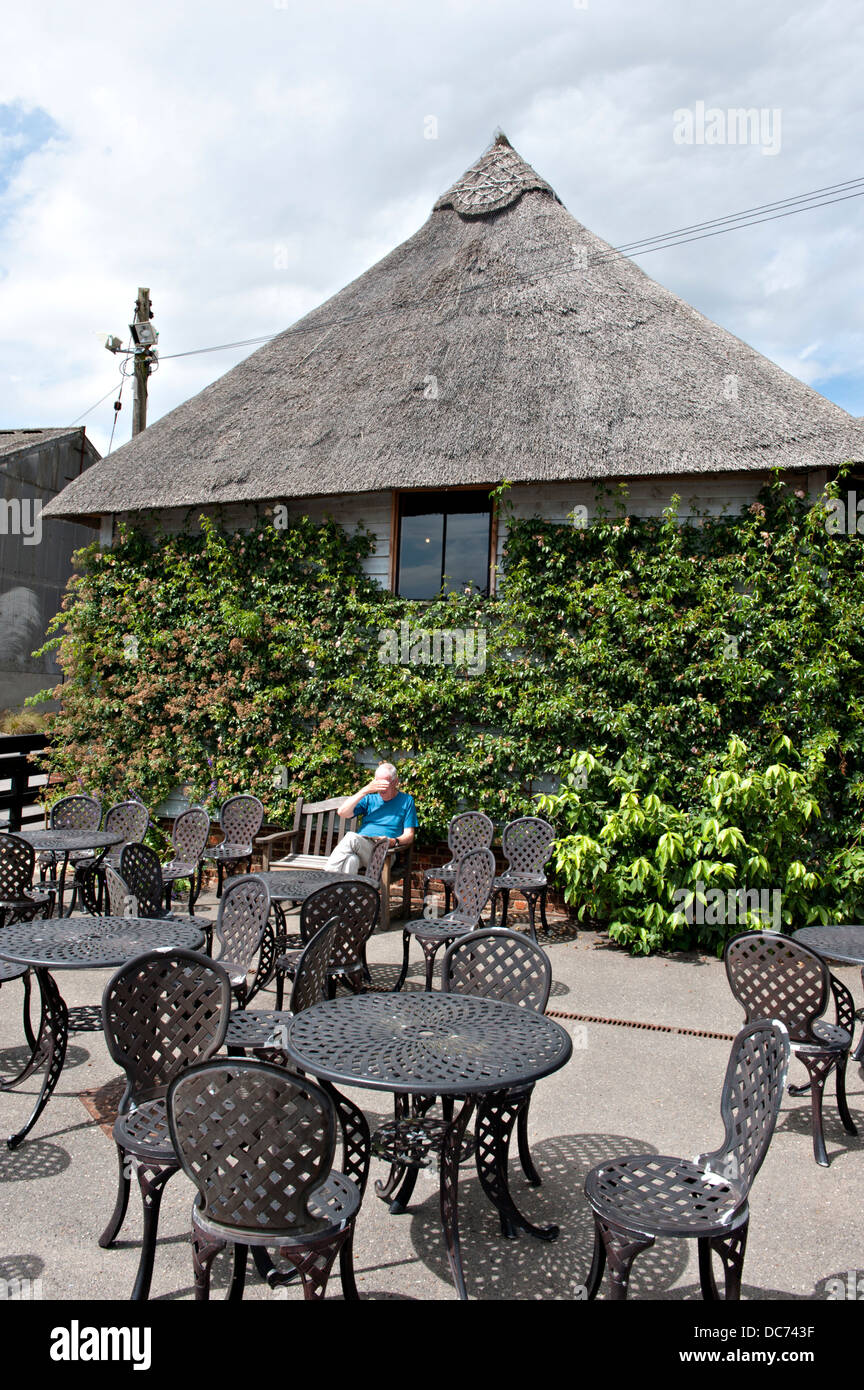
[391,487,495,600]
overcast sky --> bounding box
[1,0,862,456]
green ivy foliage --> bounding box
[32,474,864,950]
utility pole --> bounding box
[131,288,156,435]
[105,287,158,437]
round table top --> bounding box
[10,829,123,852]
[0,916,205,970]
[792,925,864,966]
[230,870,368,902]
[284,992,573,1096]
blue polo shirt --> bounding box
[355,792,418,840]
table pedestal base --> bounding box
[4,968,68,1149]
[373,1088,558,1299]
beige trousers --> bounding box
[324,831,377,876]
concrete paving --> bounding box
[1,890,863,1303]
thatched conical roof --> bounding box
[46,134,864,521]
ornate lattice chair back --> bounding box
[442,929,552,1012]
[104,800,150,847]
[101,949,232,1109]
[50,794,101,830]
[452,847,496,923]
[290,917,339,1014]
[697,1018,790,1194]
[448,811,495,861]
[120,843,167,918]
[104,865,137,917]
[363,837,390,888]
[0,832,36,903]
[501,817,555,876]
[167,1060,338,1237]
[725,931,830,1045]
[171,807,210,863]
[211,876,271,976]
[315,881,378,973]
[219,795,264,847]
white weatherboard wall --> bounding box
[114,470,825,591]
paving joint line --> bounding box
[546,1009,735,1041]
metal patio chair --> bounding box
[101,799,150,870]
[203,795,265,897]
[209,876,273,1009]
[488,817,555,942]
[223,915,338,1057]
[423,812,495,916]
[0,832,54,1054]
[99,949,232,1301]
[167,1058,360,1301]
[0,832,55,930]
[37,793,102,908]
[725,930,857,1166]
[161,806,210,914]
[120,843,179,922]
[583,1020,790,1300]
[273,879,379,1007]
[393,846,496,992]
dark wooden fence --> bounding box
[0,735,48,832]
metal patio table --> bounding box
[793,925,864,1062]
[284,991,573,1300]
[227,869,368,948]
[12,829,124,916]
[0,915,204,1148]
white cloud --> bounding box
[0,0,862,453]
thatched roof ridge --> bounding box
[45,135,864,521]
[434,132,559,217]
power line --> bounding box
[73,171,864,424]
[69,382,121,425]
[614,174,864,251]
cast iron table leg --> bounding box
[5,967,68,1149]
[474,1090,559,1241]
[439,1095,476,1300]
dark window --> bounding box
[396,491,492,599]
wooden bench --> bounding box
[256,795,415,929]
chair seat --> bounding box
[423,863,457,884]
[275,951,300,977]
[404,915,476,943]
[225,1009,293,1049]
[192,1170,360,1246]
[0,890,52,911]
[803,1021,851,1051]
[204,842,253,862]
[493,874,547,892]
[113,1099,176,1164]
[161,860,198,882]
[0,959,28,982]
[219,960,250,990]
[584,1154,748,1238]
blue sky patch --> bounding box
[0,101,63,198]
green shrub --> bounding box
[538,736,864,954]
[28,471,864,952]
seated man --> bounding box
[324,763,417,874]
